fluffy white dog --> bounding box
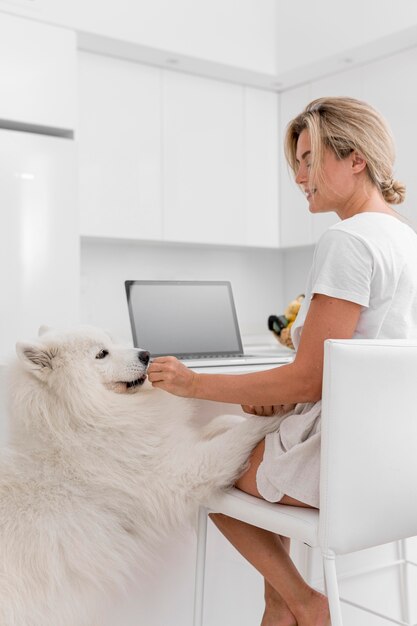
[0,325,282,626]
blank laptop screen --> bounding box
[125,280,243,357]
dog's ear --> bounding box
[38,325,53,337]
[16,342,56,374]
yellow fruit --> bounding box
[284,294,304,322]
[284,300,301,321]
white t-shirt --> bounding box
[291,212,417,350]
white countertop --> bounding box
[190,334,294,373]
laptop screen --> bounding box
[125,280,244,357]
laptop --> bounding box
[125,280,292,368]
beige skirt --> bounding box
[256,401,322,508]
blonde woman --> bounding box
[148,97,417,626]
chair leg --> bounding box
[396,539,412,625]
[322,555,328,597]
[193,507,208,626]
[304,544,314,587]
[322,553,343,626]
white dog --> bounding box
[0,325,282,626]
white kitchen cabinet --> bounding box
[279,83,312,248]
[78,52,163,240]
[78,54,280,249]
[162,70,245,246]
[244,88,279,247]
[362,48,417,225]
[0,13,76,131]
[309,67,363,242]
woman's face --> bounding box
[295,128,358,215]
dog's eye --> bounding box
[95,349,109,360]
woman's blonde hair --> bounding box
[284,96,405,205]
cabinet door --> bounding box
[163,71,245,245]
[362,48,417,225]
[310,68,363,241]
[78,53,163,240]
[244,88,279,247]
[0,13,76,130]
[279,84,312,247]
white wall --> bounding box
[80,239,285,342]
[276,0,417,76]
[281,246,315,304]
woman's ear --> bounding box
[351,151,367,174]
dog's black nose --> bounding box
[138,350,150,365]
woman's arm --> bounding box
[147,294,362,405]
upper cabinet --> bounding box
[0,13,76,131]
[162,73,279,247]
[78,52,163,241]
[244,88,279,247]
[162,71,245,246]
[79,52,280,247]
[79,45,417,251]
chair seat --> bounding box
[205,488,319,547]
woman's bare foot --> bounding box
[261,607,297,626]
[296,589,330,626]
[261,580,297,626]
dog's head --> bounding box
[15,325,151,396]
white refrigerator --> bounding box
[0,128,79,363]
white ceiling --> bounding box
[4,0,417,91]
[275,0,417,88]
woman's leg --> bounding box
[262,536,295,626]
[263,578,295,626]
[209,440,330,626]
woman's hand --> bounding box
[147,356,198,398]
[241,403,296,417]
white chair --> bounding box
[193,339,417,626]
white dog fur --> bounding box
[0,325,283,626]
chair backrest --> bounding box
[319,339,417,556]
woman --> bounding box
[148,97,417,626]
